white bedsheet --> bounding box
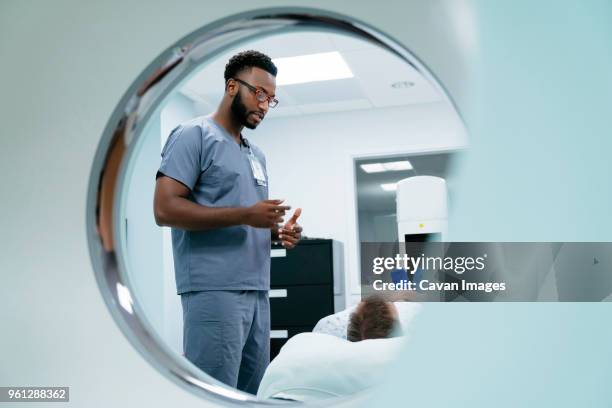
[257,332,406,401]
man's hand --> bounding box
[244,199,290,228]
[278,208,302,249]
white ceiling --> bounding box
[179,31,442,119]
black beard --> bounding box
[230,91,256,129]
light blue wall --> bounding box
[449,0,612,242]
[373,303,612,407]
[373,2,612,407]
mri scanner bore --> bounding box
[118,28,466,402]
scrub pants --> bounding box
[181,290,270,394]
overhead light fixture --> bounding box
[381,183,398,192]
[360,160,413,173]
[273,51,354,86]
[360,163,386,173]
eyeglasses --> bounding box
[232,78,279,108]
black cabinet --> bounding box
[269,239,334,360]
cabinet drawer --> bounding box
[271,240,333,286]
[270,284,334,326]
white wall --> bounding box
[124,93,197,356]
[247,101,467,306]
[124,115,164,334]
[159,93,197,353]
[161,93,197,144]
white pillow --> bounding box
[313,301,421,339]
[257,332,406,401]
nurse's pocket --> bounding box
[185,320,223,369]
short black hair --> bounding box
[224,50,278,84]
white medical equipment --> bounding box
[396,176,448,243]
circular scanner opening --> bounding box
[87,7,466,406]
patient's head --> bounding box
[347,296,400,342]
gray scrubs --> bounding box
[181,290,269,393]
[158,116,271,393]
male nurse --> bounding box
[154,50,302,394]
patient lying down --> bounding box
[257,297,411,401]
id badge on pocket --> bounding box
[248,153,267,186]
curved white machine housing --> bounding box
[1,4,470,407]
[396,176,448,242]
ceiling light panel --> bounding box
[360,160,413,173]
[360,163,386,173]
[383,160,413,171]
[273,51,354,86]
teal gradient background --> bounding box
[451,0,612,242]
[374,1,612,407]
[375,303,612,407]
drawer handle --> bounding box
[269,289,287,298]
[270,330,288,339]
[271,249,287,258]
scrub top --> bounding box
[157,116,271,294]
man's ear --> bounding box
[225,79,237,96]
